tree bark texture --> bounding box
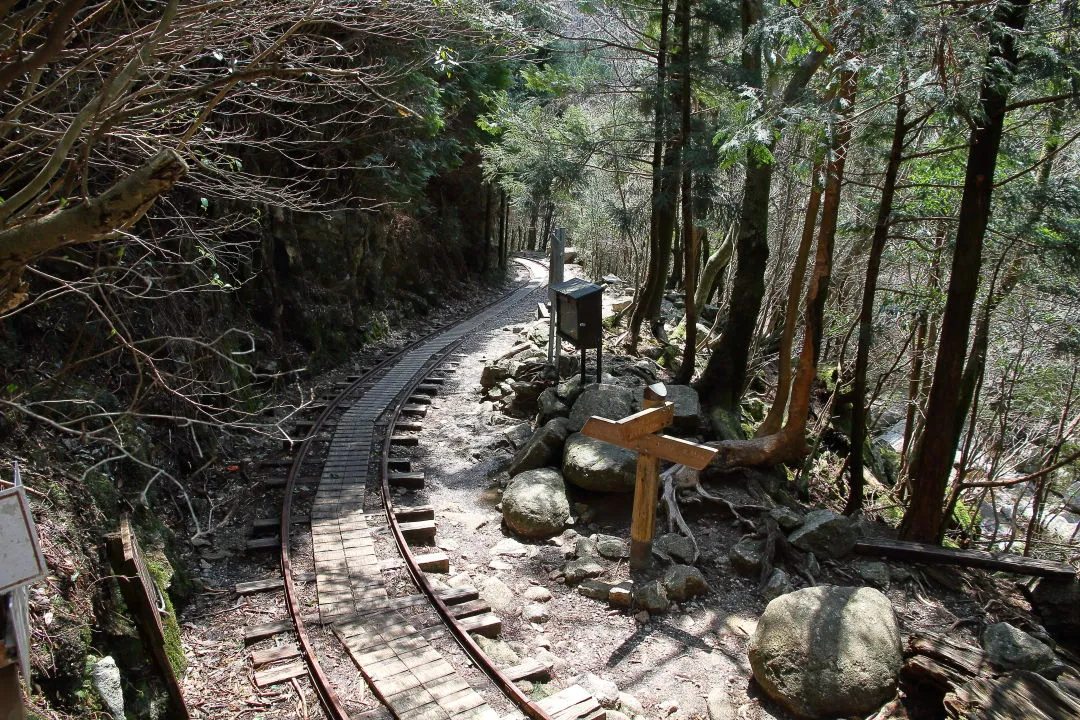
[901,0,1031,543]
[847,81,907,514]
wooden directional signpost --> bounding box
[581,383,718,569]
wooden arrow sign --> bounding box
[579,383,718,568]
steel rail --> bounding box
[279,257,545,719]
[378,258,556,720]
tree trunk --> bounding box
[900,0,1031,543]
[758,165,821,437]
[695,0,827,414]
[526,204,539,251]
[847,79,907,514]
[482,183,494,275]
[674,0,696,384]
[629,0,672,351]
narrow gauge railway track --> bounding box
[235,257,602,720]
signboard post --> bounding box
[1,462,44,720]
[581,383,719,568]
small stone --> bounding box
[474,635,520,666]
[853,560,890,589]
[654,533,696,564]
[760,568,792,603]
[661,564,710,602]
[503,422,533,450]
[531,546,568,570]
[524,585,553,602]
[491,538,529,557]
[90,656,124,719]
[563,557,605,583]
[523,603,551,623]
[769,506,803,532]
[707,687,737,720]
[577,579,614,600]
[480,576,519,616]
[438,538,460,552]
[580,672,619,708]
[574,535,599,558]
[729,537,766,577]
[609,582,633,608]
[534,635,552,649]
[634,580,670,613]
[656,699,679,716]
[574,502,596,524]
[448,573,473,588]
[617,692,646,716]
[607,711,631,720]
[488,559,514,571]
[518,680,534,694]
[635,610,650,624]
[787,509,861,559]
[596,534,630,560]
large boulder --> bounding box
[502,468,570,538]
[1030,578,1080,645]
[568,383,636,432]
[748,585,902,719]
[787,509,861,559]
[563,433,637,492]
[981,622,1061,676]
[508,417,572,477]
[90,656,124,719]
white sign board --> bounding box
[0,486,47,592]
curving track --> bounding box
[247,257,603,720]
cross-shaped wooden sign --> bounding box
[581,383,719,569]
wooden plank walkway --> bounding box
[306,269,545,718]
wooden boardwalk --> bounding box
[310,272,545,720]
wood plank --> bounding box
[449,599,490,619]
[416,552,450,573]
[537,685,592,716]
[402,404,429,416]
[254,661,307,688]
[409,395,433,405]
[389,472,425,489]
[436,587,478,605]
[246,536,280,551]
[552,698,602,720]
[945,671,1080,720]
[458,612,501,638]
[581,404,674,442]
[244,620,293,643]
[437,688,486,716]
[395,505,436,522]
[855,537,1076,578]
[503,658,553,682]
[401,520,437,542]
[250,645,300,666]
[415,384,440,395]
[396,421,424,432]
[235,578,283,595]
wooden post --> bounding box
[0,653,26,720]
[630,384,666,568]
[580,382,718,572]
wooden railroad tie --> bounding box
[395,420,423,432]
[504,658,553,683]
[407,395,433,405]
[234,573,315,596]
[536,684,603,720]
[250,645,301,667]
[414,552,450,573]
[458,612,501,638]
[395,505,435,522]
[414,384,440,395]
[399,519,437,542]
[401,404,428,417]
[388,471,425,489]
[245,536,279,551]
[253,660,307,688]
